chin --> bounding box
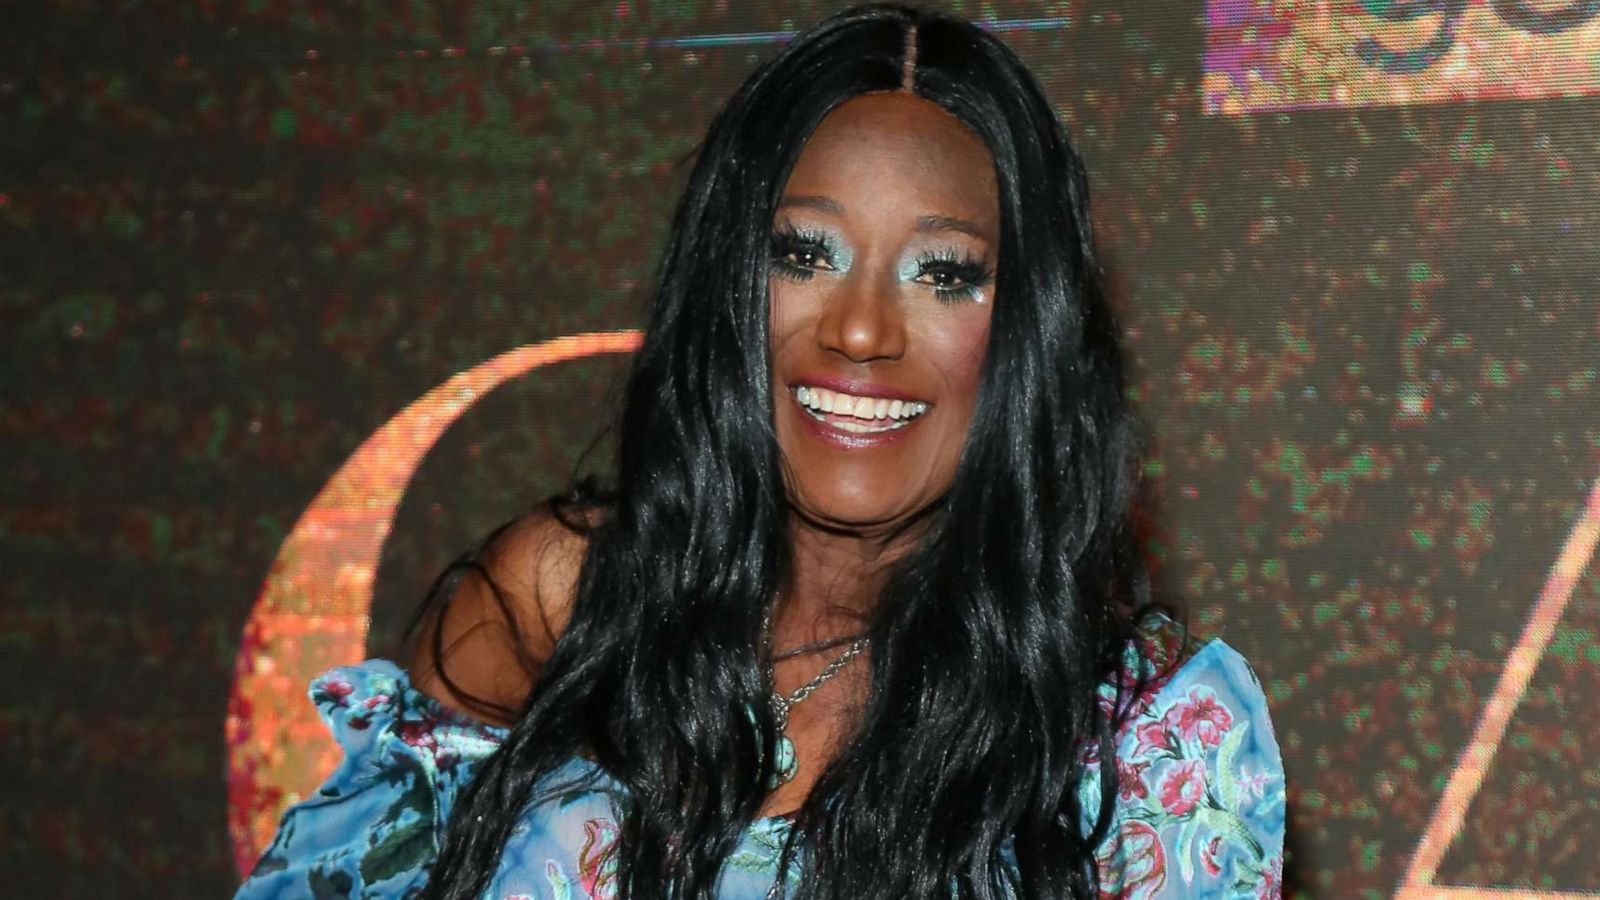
[788,484,927,533]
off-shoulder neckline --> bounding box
[347,633,1239,738]
[334,629,1242,829]
[322,659,802,830]
[351,632,1237,730]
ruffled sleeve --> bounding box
[234,660,507,900]
[1088,638,1286,899]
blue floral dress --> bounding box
[236,632,1285,899]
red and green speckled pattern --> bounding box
[4,2,1600,898]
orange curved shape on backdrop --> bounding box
[225,330,642,876]
[223,324,1600,896]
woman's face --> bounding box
[770,92,1000,534]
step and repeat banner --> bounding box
[6,2,1599,897]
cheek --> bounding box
[929,313,993,410]
[767,279,813,360]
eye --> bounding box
[911,251,994,304]
[916,266,971,290]
[769,226,838,282]
[783,245,831,270]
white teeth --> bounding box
[833,418,912,433]
[792,385,928,424]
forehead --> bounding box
[782,93,998,227]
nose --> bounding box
[815,273,906,363]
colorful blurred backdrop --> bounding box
[5,2,1600,897]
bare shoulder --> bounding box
[407,502,599,725]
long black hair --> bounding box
[420,5,1155,899]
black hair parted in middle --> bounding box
[419,5,1159,899]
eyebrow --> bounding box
[777,195,844,214]
[777,196,989,239]
[915,214,986,238]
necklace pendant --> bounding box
[769,734,798,788]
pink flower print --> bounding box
[321,677,354,705]
[1096,819,1166,900]
[1129,675,1169,718]
[1167,687,1234,748]
[579,817,620,900]
[394,717,458,768]
[1105,672,1159,725]
[1132,718,1175,758]
[1200,834,1224,877]
[1116,758,1150,801]
[1157,758,1207,816]
[1257,854,1283,899]
[1238,764,1275,801]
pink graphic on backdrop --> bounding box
[1204,0,1600,114]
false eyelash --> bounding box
[912,249,995,304]
[769,224,835,282]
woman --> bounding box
[236,5,1285,899]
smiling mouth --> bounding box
[791,385,930,435]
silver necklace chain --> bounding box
[760,610,868,900]
[770,636,870,724]
[773,630,866,661]
[762,611,870,727]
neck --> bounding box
[774,511,929,645]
